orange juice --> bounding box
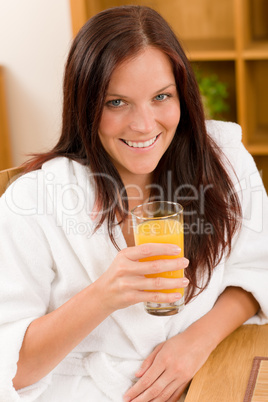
[134,218,184,294]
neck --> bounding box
[116,173,153,248]
[126,177,152,212]
[120,172,153,204]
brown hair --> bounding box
[23,5,241,303]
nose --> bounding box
[129,105,156,134]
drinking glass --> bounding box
[131,201,184,316]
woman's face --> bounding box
[98,46,181,184]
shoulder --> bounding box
[205,120,264,189]
[6,157,91,192]
[0,157,94,215]
[205,119,251,171]
[205,119,242,150]
[41,157,90,184]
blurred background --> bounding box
[0,0,268,190]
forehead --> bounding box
[107,47,175,93]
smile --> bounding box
[121,135,159,148]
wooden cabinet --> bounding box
[69,0,268,191]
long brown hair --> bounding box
[23,5,241,303]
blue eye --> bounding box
[155,94,169,101]
[107,99,124,107]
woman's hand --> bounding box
[123,329,211,402]
[94,243,189,313]
[123,286,260,402]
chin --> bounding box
[130,165,157,176]
[131,159,160,173]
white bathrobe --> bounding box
[0,120,267,402]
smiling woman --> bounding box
[98,47,181,179]
[0,5,267,402]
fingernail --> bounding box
[182,278,189,285]
[171,246,181,254]
[182,258,189,268]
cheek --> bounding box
[98,111,126,140]
[164,104,181,130]
[98,113,112,137]
[171,113,181,129]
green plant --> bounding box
[194,69,230,120]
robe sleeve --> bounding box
[0,174,55,401]
[220,142,268,324]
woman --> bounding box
[0,5,267,402]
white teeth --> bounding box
[123,136,158,148]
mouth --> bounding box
[120,134,160,148]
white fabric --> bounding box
[0,120,267,401]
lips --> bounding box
[121,134,160,148]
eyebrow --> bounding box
[106,83,176,98]
[153,83,177,95]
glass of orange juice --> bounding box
[131,201,184,316]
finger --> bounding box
[135,344,164,378]
[167,383,189,402]
[138,276,189,291]
[124,366,164,402]
[139,257,189,276]
[122,243,182,261]
[148,378,178,402]
[126,256,189,276]
[130,372,177,402]
[137,290,183,305]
